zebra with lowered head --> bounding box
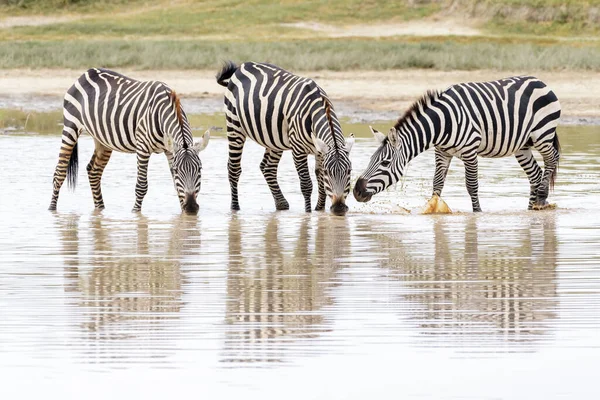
[353,76,561,211]
[49,68,210,214]
[216,61,354,216]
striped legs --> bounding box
[462,152,481,212]
[132,147,151,212]
[260,149,289,210]
[293,152,313,212]
[533,134,560,209]
[227,132,246,211]
[86,141,113,210]
[515,148,543,210]
[315,156,326,211]
[49,126,81,211]
[432,148,453,197]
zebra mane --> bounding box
[170,90,184,127]
[323,96,341,153]
[169,90,189,149]
[393,90,442,130]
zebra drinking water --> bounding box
[216,61,354,216]
[353,76,561,211]
[49,68,210,214]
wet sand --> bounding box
[1,68,600,125]
[0,127,599,399]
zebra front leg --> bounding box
[227,133,246,211]
[432,148,453,197]
[315,156,326,211]
[132,149,151,212]
[293,152,313,212]
[260,149,289,210]
[49,127,81,210]
[87,141,113,210]
[533,135,560,210]
[462,153,482,212]
[165,150,184,209]
[515,148,543,210]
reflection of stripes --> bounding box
[358,76,561,211]
[49,68,205,212]
[216,61,352,212]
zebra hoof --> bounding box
[315,206,325,212]
[231,205,240,211]
[275,201,289,211]
[131,207,142,213]
[48,205,57,211]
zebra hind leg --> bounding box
[515,148,543,210]
[533,131,560,210]
[293,152,313,213]
[49,125,81,211]
[87,141,113,210]
[260,149,289,210]
[462,152,482,212]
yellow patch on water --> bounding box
[532,203,557,211]
[420,195,452,214]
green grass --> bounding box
[1,1,600,71]
[0,108,63,134]
[1,0,441,40]
[457,0,600,36]
[1,38,599,71]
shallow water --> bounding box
[0,127,599,399]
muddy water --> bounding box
[0,126,599,399]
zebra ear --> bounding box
[370,126,386,143]
[193,130,210,153]
[313,136,329,155]
[166,135,177,153]
[388,129,399,147]
[345,133,355,153]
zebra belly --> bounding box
[82,123,138,153]
[477,129,529,158]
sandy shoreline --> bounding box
[1,68,599,124]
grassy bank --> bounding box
[1,38,599,71]
[1,0,600,71]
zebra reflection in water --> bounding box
[221,214,350,364]
[56,213,200,360]
[355,214,557,348]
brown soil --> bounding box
[0,68,598,122]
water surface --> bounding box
[0,127,599,399]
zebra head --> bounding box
[353,126,406,202]
[313,133,355,216]
[169,130,210,214]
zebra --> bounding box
[216,61,354,216]
[353,76,561,212]
[48,68,210,214]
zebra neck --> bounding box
[397,124,435,164]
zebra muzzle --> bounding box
[183,193,199,214]
[353,178,373,203]
[330,202,349,216]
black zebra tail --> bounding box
[550,132,561,191]
[216,61,238,87]
[66,142,79,190]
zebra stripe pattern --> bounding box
[216,61,354,216]
[353,76,561,211]
[49,68,210,213]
